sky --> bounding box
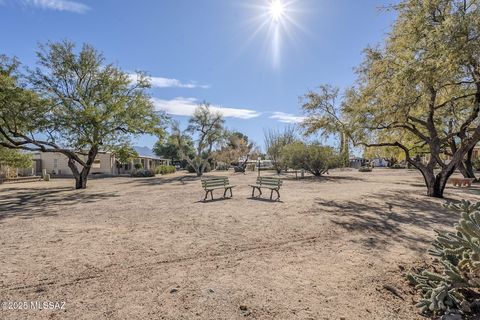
[0,0,397,151]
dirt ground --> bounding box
[1,168,480,320]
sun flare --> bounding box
[269,0,285,22]
[241,0,305,69]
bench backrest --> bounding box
[256,176,282,188]
[201,177,230,189]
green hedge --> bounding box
[155,165,176,175]
[358,166,372,172]
[131,169,155,177]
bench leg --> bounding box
[275,189,280,201]
[223,188,228,198]
[204,191,209,201]
[270,189,273,200]
[230,188,233,197]
[251,187,255,197]
[210,190,214,200]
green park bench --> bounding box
[201,177,236,201]
[249,176,283,201]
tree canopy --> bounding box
[264,126,297,174]
[281,142,342,176]
[301,84,350,163]
[302,0,480,197]
[172,103,225,176]
[0,41,166,189]
[153,127,195,166]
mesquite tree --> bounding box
[344,0,480,198]
[172,103,225,177]
[264,126,297,174]
[301,85,350,165]
[0,41,164,189]
[281,142,341,176]
[215,131,257,171]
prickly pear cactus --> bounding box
[406,200,480,315]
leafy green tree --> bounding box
[0,147,32,175]
[264,126,297,174]
[281,142,341,176]
[215,131,258,170]
[172,103,224,176]
[153,128,195,166]
[301,85,350,165]
[0,41,165,189]
[344,0,480,197]
[112,144,138,169]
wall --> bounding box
[33,152,114,176]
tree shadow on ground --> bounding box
[297,175,367,183]
[247,197,284,203]
[0,187,119,222]
[308,191,460,253]
[116,175,201,187]
[194,197,234,204]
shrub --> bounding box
[216,163,230,171]
[131,169,155,177]
[155,165,176,175]
[281,142,343,176]
[473,159,480,171]
[358,166,372,172]
[186,162,211,174]
[390,164,405,169]
[406,200,480,316]
[134,163,143,170]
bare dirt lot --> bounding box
[1,169,480,320]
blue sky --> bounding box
[0,0,396,151]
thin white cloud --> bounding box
[270,112,305,124]
[18,0,90,13]
[152,97,261,120]
[129,74,209,89]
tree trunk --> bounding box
[450,139,476,180]
[419,169,450,198]
[66,146,98,190]
[463,147,476,179]
[74,172,88,189]
[196,162,204,177]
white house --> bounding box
[32,151,170,176]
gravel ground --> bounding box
[1,168,479,320]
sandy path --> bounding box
[1,169,479,319]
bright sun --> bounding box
[269,0,285,21]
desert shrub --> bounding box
[216,163,230,171]
[134,163,143,170]
[473,159,480,171]
[155,165,176,175]
[358,166,372,172]
[406,200,480,316]
[187,162,211,173]
[390,164,405,169]
[246,163,256,171]
[281,142,343,176]
[131,169,155,177]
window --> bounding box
[92,159,101,169]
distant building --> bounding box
[350,157,367,169]
[371,158,390,167]
[32,151,169,176]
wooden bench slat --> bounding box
[251,177,282,200]
[202,181,227,186]
[201,177,235,201]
